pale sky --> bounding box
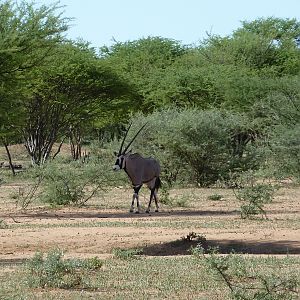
[38,0,300,47]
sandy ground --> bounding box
[0,184,299,263]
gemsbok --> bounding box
[113,124,161,213]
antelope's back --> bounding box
[127,153,160,183]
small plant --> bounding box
[208,194,224,201]
[35,161,108,207]
[235,183,277,219]
[112,248,142,260]
[13,175,44,209]
[159,186,172,205]
[82,256,103,270]
[174,194,189,207]
[0,219,8,229]
[26,249,102,289]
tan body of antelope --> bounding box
[113,124,161,213]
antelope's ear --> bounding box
[114,151,118,156]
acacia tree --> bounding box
[100,36,187,111]
[23,42,138,164]
[0,0,69,170]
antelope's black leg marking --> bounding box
[154,191,159,212]
[146,188,155,213]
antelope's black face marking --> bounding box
[113,155,124,171]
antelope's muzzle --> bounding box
[113,164,120,171]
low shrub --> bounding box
[233,171,278,219]
[192,246,299,300]
[26,249,102,289]
[28,156,123,206]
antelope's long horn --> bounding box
[122,123,147,154]
[118,123,132,155]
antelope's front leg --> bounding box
[130,192,136,213]
[130,185,142,213]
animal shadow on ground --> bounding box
[142,236,300,256]
[0,209,240,220]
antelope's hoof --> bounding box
[155,209,159,212]
[135,211,140,214]
[129,209,134,213]
[146,210,150,214]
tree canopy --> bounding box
[0,1,299,176]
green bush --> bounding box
[27,154,121,206]
[130,108,263,186]
[235,183,277,219]
[268,124,300,180]
[26,249,102,289]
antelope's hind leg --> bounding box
[146,178,158,213]
[154,190,159,212]
[146,189,154,214]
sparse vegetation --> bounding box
[192,246,300,300]
[0,219,8,229]
[231,172,278,219]
[0,253,298,299]
[26,249,102,289]
[237,183,277,219]
[112,248,142,260]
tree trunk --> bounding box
[52,137,66,160]
[23,95,63,165]
[3,141,16,176]
[69,126,82,160]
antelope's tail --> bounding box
[155,177,162,190]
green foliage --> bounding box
[130,108,263,186]
[22,41,137,165]
[192,247,299,300]
[235,18,300,74]
[0,0,69,143]
[159,186,172,205]
[26,249,102,289]
[42,163,87,206]
[28,156,116,206]
[234,180,277,219]
[98,18,300,112]
[268,124,300,180]
[100,36,187,111]
[0,219,8,229]
[112,248,142,260]
[1,12,300,184]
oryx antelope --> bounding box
[113,124,161,213]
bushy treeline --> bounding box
[1,1,299,185]
[124,109,262,186]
